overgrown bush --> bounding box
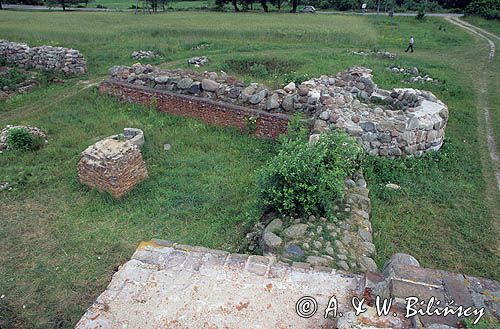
[319,0,331,9]
[6,128,43,152]
[257,124,362,217]
[465,0,500,19]
[416,5,426,19]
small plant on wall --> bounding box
[245,115,258,134]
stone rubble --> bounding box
[387,65,438,84]
[0,125,47,152]
[187,56,208,67]
[131,50,157,60]
[0,182,10,191]
[351,50,397,59]
[247,171,376,274]
[0,39,87,76]
[77,128,148,198]
[0,67,39,100]
[108,64,448,157]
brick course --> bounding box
[99,80,291,139]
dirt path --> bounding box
[1,79,100,123]
[446,17,499,191]
[445,17,500,256]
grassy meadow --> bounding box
[0,10,499,328]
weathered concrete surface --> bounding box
[75,240,361,329]
[76,240,500,328]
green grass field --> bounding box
[0,11,499,328]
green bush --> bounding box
[5,128,43,152]
[319,0,331,9]
[416,5,426,20]
[465,0,500,19]
[257,128,362,217]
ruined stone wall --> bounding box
[311,88,448,157]
[0,40,87,76]
[106,64,448,156]
[252,171,377,274]
[99,80,291,140]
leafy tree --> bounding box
[465,0,500,18]
[270,0,284,10]
[216,0,241,11]
[46,0,85,10]
[215,0,270,11]
[260,0,268,11]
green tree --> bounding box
[466,0,500,19]
[47,0,85,11]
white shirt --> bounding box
[410,37,414,45]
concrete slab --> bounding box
[76,240,362,329]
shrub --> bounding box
[319,0,330,9]
[416,5,426,19]
[465,0,500,19]
[257,129,362,217]
[6,128,43,152]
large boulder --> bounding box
[201,79,220,92]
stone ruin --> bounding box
[77,128,147,198]
[350,50,398,59]
[76,240,500,329]
[0,125,47,152]
[0,39,87,76]
[187,56,208,67]
[108,64,448,157]
[0,67,39,100]
[247,170,377,274]
[388,65,438,84]
[131,50,157,60]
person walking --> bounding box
[405,36,415,53]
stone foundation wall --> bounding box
[0,39,86,76]
[99,80,291,140]
[311,88,448,157]
[106,64,448,156]
[251,171,377,274]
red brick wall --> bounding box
[99,80,291,139]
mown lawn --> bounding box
[0,11,499,328]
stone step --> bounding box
[76,241,499,329]
[76,240,365,329]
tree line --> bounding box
[0,0,498,19]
